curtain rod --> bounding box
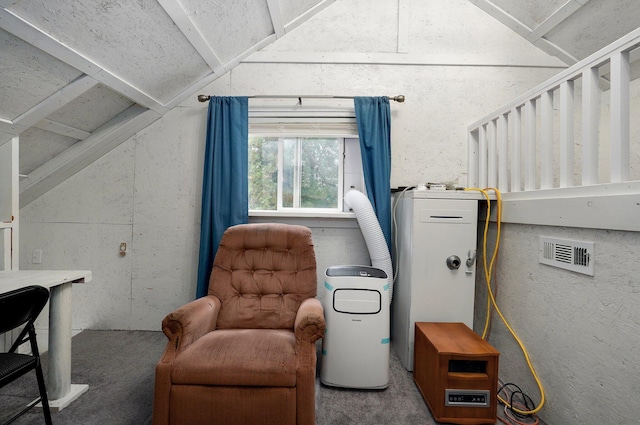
[197,94,405,103]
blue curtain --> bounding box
[354,96,392,254]
[196,96,249,298]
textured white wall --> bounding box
[474,222,640,424]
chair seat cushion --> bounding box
[171,329,297,387]
[0,353,36,386]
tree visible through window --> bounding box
[249,136,342,211]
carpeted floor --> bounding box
[316,340,432,425]
[0,330,164,425]
[0,330,509,425]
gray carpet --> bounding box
[0,330,164,425]
[0,330,447,425]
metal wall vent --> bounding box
[539,236,595,276]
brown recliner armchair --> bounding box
[153,223,325,425]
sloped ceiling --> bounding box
[471,0,640,64]
[0,0,335,206]
[2,0,640,206]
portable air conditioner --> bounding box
[320,265,390,389]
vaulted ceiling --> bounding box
[2,0,639,206]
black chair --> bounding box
[0,285,53,425]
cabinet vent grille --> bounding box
[539,237,594,276]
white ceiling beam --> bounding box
[469,0,579,65]
[164,71,220,110]
[0,118,26,136]
[283,0,336,34]
[224,34,278,70]
[0,7,168,114]
[126,0,337,110]
[13,75,99,129]
[266,0,285,38]
[33,119,92,140]
[0,8,96,76]
[166,31,283,108]
[156,0,226,75]
[527,0,590,43]
[243,50,567,68]
[469,0,531,33]
[5,0,339,205]
[532,38,579,65]
[20,105,161,207]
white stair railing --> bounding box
[468,27,640,195]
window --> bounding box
[249,136,343,211]
[249,135,363,214]
[248,113,362,214]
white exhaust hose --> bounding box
[344,189,394,303]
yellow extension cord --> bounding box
[465,187,546,416]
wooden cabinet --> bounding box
[414,322,499,425]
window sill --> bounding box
[250,210,355,219]
[249,210,358,228]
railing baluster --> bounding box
[559,80,574,188]
[467,130,479,188]
[511,106,522,192]
[610,50,630,183]
[581,67,600,185]
[479,124,488,189]
[540,90,554,189]
[498,113,509,192]
[488,119,497,188]
[524,99,537,191]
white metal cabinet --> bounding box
[392,190,480,371]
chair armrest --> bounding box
[294,297,325,345]
[154,295,220,425]
[159,295,221,360]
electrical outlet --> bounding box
[32,249,42,264]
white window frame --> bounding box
[249,112,363,218]
[251,135,345,211]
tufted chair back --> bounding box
[208,223,317,330]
